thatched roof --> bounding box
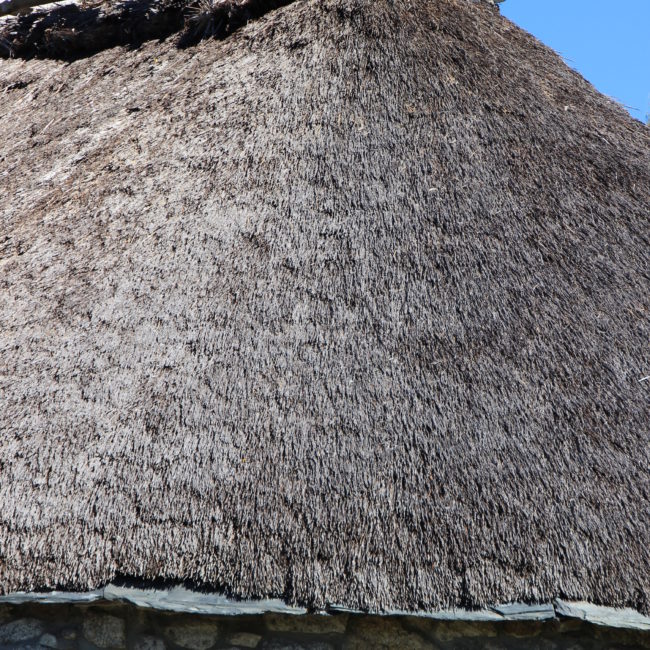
[1,0,649,616]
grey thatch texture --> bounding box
[1,0,649,615]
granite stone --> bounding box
[228,632,262,648]
[265,613,348,634]
[0,618,45,643]
[82,613,127,648]
[164,621,219,650]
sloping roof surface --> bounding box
[1,0,649,614]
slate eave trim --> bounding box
[554,599,650,632]
[0,590,104,605]
[1,585,649,631]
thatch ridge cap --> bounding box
[0,0,299,59]
[0,0,511,60]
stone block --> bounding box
[502,621,544,638]
[260,642,334,650]
[0,618,45,643]
[164,621,219,649]
[265,613,348,634]
[431,620,498,641]
[343,618,437,650]
[228,632,262,647]
[39,633,59,648]
[47,628,78,649]
[491,604,555,621]
[82,613,127,648]
[482,643,508,650]
[134,635,167,650]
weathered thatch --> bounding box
[0,0,649,615]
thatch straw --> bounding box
[0,0,648,615]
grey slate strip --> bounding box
[0,590,103,605]
[103,584,307,616]
[377,608,505,621]
[2,586,650,631]
[490,603,556,620]
[554,600,650,632]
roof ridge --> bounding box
[0,0,509,61]
[0,0,297,60]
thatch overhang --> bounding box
[1,0,649,620]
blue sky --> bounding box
[500,0,650,123]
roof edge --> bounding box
[1,585,649,631]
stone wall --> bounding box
[1,602,649,649]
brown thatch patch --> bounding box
[0,0,649,616]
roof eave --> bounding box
[1,584,649,631]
